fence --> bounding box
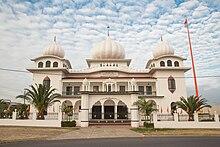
[0,110,62,127]
[153,112,220,129]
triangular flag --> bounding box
[184,19,188,25]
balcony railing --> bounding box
[62,91,81,97]
[62,90,159,97]
[138,91,156,96]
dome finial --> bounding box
[107,25,110,37]
[54,36,56,42]
[160,36,163,41]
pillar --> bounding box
[194,111,198,122]
[80,93,89,127]
[130,93,139,127]
[214,111,219,122]
[115,105,118,120]
[174,113,178,122]
[102,104,104,119]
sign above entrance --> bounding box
[100,72,119,77]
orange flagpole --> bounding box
[184,19,199,97]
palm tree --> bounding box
[24,84,61,119]
[176,95,212,121]
[133,97,157,123]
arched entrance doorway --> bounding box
[92,101,101,119]
[117,101,128,119]
[62,100,73,121]
[104,99,115,119]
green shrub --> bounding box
[61,121,76,127]
[144,122,154,128]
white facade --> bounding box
[27,37,190,127]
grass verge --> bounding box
[0,126,79,144]
[131,128,220,136]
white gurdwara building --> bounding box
[27,36,190,127]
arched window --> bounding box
[38,62,43,68]
[174,61,179,67]
[46,61,51,67]
[167,60,172,67]
[53,62,58,67]
[168,76,176,93]
[160,61,165,67]
[100,64,102,67]
[108,84,111,92]
[43,76,50,87]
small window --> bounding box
[53,62,58,67]
[74,86,80,95]
[146,86,152,95]
[168,76,176,93]
[167,60,172,67]
[119,86,125,92]
[160,61,165,67]
[66,86,72,95]
[138,86,144,95]
[38,62,43,68]
[100,64,102,67]
[46,61,51,67]
[43,76,50,87]
[93,86,99,92]
[174,61,179,67]
[108,84,111,92]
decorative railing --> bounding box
[62,113,79,121]
[178,114,189,121]
[198,113,215,122]
[88,113,131,121]
[16,112,33,120]
[157,114,174,121]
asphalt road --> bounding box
[1,136,220,147]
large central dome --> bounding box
[92,37,125,59]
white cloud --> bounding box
[0,0,219,104]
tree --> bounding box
[0,99,5,118]
[176,95,212,121]
[133,97,157,123]
[24,84,61,119]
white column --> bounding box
[102,83,105,91]
[128,82,130,91]
[130,93,139,127]
[12,110,17,120]
[214,111,219,122]
[174,113,178,122]
[80,93,89,127]
[102,104,104,119]
[194,111,198,122]
[115,105,118,120]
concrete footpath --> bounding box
[49,126,143,140]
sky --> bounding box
[0,0,219,105]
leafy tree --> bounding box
[133,97,157,123]
[24,84,61,119]
[176,95,212,121]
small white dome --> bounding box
[153,41,174,58]
[44,42,65,58]
[92,37,125,59]
[83,78,89,85]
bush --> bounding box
[61,121,76,127]
[144,122,154,128]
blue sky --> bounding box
[0,0,219,105]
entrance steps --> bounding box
[89,120,131,126]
